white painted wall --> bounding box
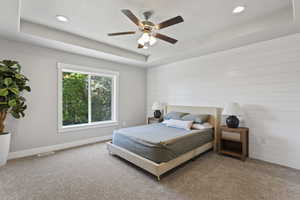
[0,38,147,153]
[148,33,300,170]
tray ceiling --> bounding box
[1,0,297,66]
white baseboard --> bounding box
[8,135,112,160]
[251,152,300,170]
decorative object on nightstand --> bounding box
[219,125,249,161]
[222,102,242,128]
[152,102,162,118]
[147,117,163,124]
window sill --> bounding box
[59,121,119,133]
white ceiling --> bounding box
[1,0,299,67]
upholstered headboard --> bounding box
[165,105,222,152]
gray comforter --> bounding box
[112,123,213,163]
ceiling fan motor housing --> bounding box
[140,21,156,33]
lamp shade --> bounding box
[152,102,162,110]
[222,102,242,116]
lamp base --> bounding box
[154,110,161,119]
[226,115,239,128]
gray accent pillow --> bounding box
[164,112,189,120]
[182,114,209,124]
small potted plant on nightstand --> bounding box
[0,60,31,166]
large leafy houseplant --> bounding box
[0,60,31,134]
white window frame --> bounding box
[57,63,119,133]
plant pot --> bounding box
[0,132,11,166]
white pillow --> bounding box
[161,119,170,124]
[192,122,213,130]
[164,119,193,130]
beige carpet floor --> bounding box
[1,143,300,200]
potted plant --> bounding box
[0,60,31,166]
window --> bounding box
[58,63,119,132]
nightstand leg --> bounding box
[241,131,247,161]
[241,155,246,161]
[219,139,223,154]
[247,133,249,157]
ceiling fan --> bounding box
[108,10,184,49]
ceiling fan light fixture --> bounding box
[149,36,157,46]
[141,33,150,42]
[138,33,156,47]
[138,37,145,45]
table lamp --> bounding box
[222,102,242,128]
[152,102,162,119]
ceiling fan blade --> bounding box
[153,33,178,44]
[138,44,144,48]
[108,31,136,36]
[156,16,184,30]
[121,9,141,26]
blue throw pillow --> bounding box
[164,112,189,120]
[182,114,209,124]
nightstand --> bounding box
[219,126,249,161]
[147,117,163,124]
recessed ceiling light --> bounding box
[233,6,245,14]
[56,15,69,22]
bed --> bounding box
[106,105,221,180]
[112,123,214,163]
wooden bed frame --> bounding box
[106,105,222,180]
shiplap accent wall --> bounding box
[147,33,300,170]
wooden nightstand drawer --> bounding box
[222,131,241,142]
